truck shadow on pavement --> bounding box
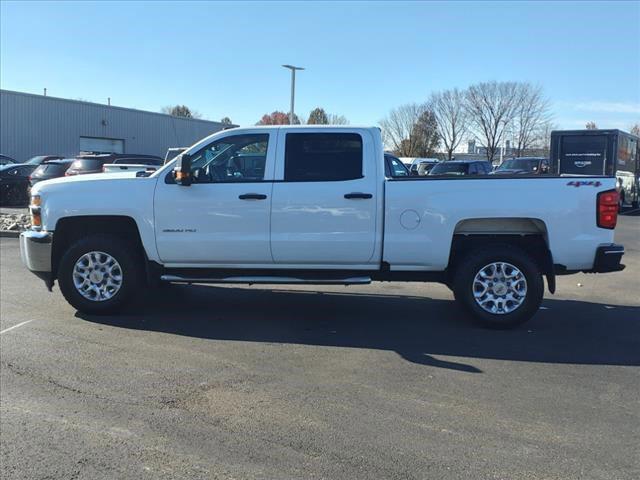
[77,285,640,373]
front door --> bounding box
[154,131,275,265]
[270,130,379,266]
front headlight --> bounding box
[30,195,42,229]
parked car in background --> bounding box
[0,154,17,166]
[1,156,66,205]
[29,159,76,187]
[65,154,163,176]
[409,158,439,176]
[0,164,33,205]
[491,157,550,175]
[428,160,492,176]
[164,147,187,165]
[23,155,64,166]
[384,153,410,177]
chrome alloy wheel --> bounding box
[72,251,123,301]
[472,262,527,314]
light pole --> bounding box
[282,64,304,124]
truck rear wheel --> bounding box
[58,234,141,314]
[452,245,544,329]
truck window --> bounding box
[284,133,363,182]
[187,134,268,183]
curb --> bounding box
[0,230,21,238]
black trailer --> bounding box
[550,129,639,208]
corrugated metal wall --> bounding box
[0,90,230,162]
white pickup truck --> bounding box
[20,126,625,328]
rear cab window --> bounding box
[33,162,70,176]
[429,162,469,176]
[71,158,107,171]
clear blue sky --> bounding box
[1,1,639,129]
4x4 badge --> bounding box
[566,180,602,188]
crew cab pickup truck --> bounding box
[20,126,625,328]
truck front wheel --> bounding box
[58,234,142,314]
[452,245,544,329]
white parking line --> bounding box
[0,320,33,335]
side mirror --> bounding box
[173,154,192,186]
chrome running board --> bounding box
[160,274,372,285]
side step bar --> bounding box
[160,274,372,285]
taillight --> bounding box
[597,189,618,229]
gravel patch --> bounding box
[0,212,31,231]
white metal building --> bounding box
[0,89,232,162]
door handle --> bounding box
[239,193,267,200]
[344,192,373,199]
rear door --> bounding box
[270,129,379,266]
[559,134,608,175]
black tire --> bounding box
[58,234,142,314]
[452,244,544,329]
[632,199,639,209]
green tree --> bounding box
[220,117,233,125]
[585,121,598,130]
[412,110,440,157]
[307,107,329,125]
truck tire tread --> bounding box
[58,234,141,315]
[452,244,544,329]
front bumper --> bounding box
[20,230,54,289]
[590,244,625,273]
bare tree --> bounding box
[327,113,349,125]
[161,105,202,119]
[512,83,551,157]
[379,103,434,157]
[531,120,557,157]
[429,88,468,160]
[629,123,639,137]
[585,121,598,130]
[465,81,520,162]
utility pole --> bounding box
[282,65,304,124]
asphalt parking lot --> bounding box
[1,213,638,480]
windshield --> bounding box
[429,163,468,175]
[25,156,47,165]
[497,158,539,171]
